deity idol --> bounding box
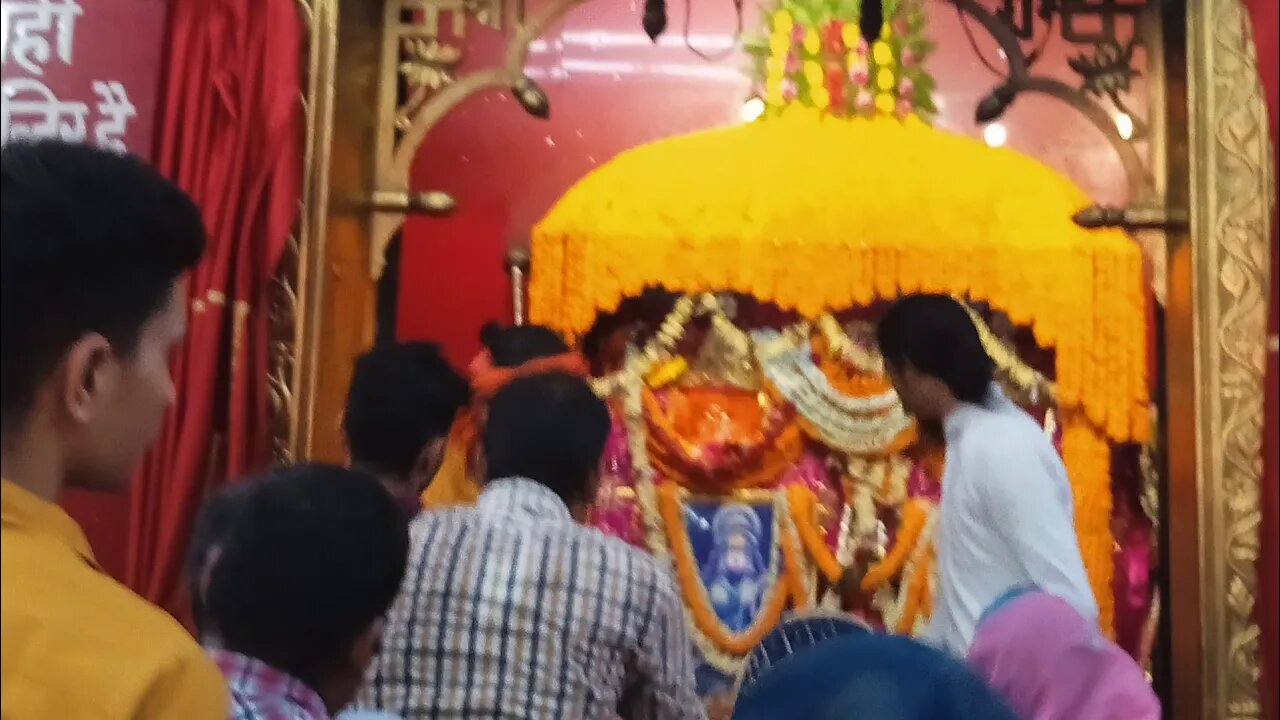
[701,504,768,632]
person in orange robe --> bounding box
[421,323,591,508]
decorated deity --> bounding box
[516,0,1154,706]
[701,504,769,632]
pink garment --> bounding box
[967,592,1160,720]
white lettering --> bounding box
[1,0,83,76]
[1,76,87,142]
[91,80,133,152]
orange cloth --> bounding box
[421,410,481,509]
[2,479,229,719]
[422,350,592,509]
[467,351,590,401]
[643,386,805,492]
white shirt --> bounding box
[925,384,1098,656]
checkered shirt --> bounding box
[211,649,330,720]
[360,478,705,720]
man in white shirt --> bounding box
[874,294,1098,656]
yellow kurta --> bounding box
[2,479,229,719]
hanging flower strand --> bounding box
[746,0,936,120]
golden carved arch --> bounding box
[278,1,1275,718]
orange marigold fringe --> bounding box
[862,498,929,592]
[1060,410,1116,637]
[786,485,843,584]
[528,112,1149,447]
[778,517,812,609]
[656,484,797,655]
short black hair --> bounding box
[204,465,409,682]
[483,372,610,505]
[480,322,570,367]
[876,294,994,405]
[344,342,470,478]
[185,484,250,637]
[0,140,205,427]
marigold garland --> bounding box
[656,483,802,656]
[786,485,844,583]
[861,497,929,591]
[1061,409,1116,636]
[775,491,815,608]
[747,0,936,119]
[756,331,915,456]
[877,506,937,633]
[892,529,935,633]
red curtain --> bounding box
[126,0,302,618]
[1241,1,1278,718]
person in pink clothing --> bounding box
[967,588,1161,720]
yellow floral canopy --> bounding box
[530,109,1148,445]
[529,110,1150,634]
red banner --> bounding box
[2,0,169,579]
[2,0,166,159]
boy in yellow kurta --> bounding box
[1,141,227,719]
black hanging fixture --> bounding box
[642,0,667,41]
[858,0,883,45]
[511,76,550,119]
[975,84,1016,123]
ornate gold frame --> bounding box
[280,1,1276,717]
[1167,1,1273,717]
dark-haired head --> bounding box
[204,464,409,714]
[345,341,469,513]
[482,372,610,517]
[1,141,205,493]
[479,322,570,367]
[185,484,251,640]
[876,294,994,420]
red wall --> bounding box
[395,2,1140,364]
[2,0,169,579]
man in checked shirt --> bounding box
[360,371,706,720]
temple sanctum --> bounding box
[4,0,1275,718]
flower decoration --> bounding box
[745,0,936,120]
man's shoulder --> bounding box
[7,549,209,662]
[582,530,679,599]
[2,546,222,716]
[412,509,670,579]
[962,404,1049,455]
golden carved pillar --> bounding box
[280,0,591,462]
[1166,0,1275,718]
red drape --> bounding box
[1241,1,1278,718]
[126,0,302,619]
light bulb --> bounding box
[983,122,1008,147]
[1115,113,1134,140]
[739,97,766,123]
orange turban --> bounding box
[467,350,591,401]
